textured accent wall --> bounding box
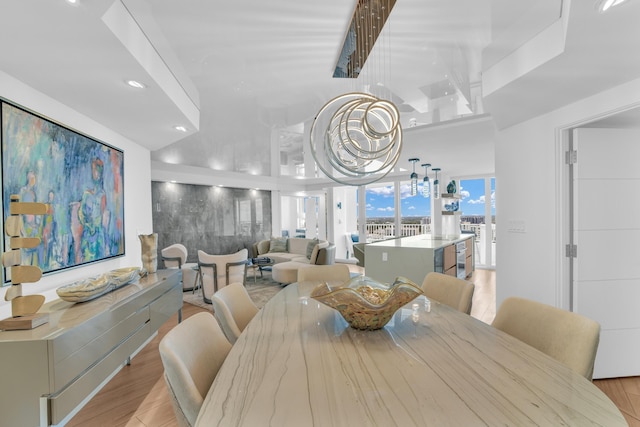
[151,182,271,263]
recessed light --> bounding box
[126,80,146,89]
[66,0,78,4]
[174,125,187,132]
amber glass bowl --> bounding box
[310,276,423,330]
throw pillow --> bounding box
[306,238,319,259]
[270,236,288,252]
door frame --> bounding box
[556,103,640,311]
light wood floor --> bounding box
[67,268,640,426]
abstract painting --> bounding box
[1,100,124,280]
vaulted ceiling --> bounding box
[1,0,639,185]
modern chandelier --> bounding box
[310,0,402,186]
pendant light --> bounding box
[409,158,419,196]
[309,0,402,186]
[421,163,431,197]
[432,167,441,199]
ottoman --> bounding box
[272,261,303,284]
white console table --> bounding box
[0,269,182,427]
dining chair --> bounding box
[420,272,475,314]
[197,248,248,304]
[161,243,199,292]
[211,282,259,344]
[159,312,232,427]
[297,264,351,285]
[492,296,601,381]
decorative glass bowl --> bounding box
[106,267,142,287]
[310,275,423,330]
[57,267,142,303]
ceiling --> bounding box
[1,0,640,186]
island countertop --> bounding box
[365,234,474,284]
[366,233,473,250]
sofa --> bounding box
[252,237,336,284]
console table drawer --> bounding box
[49,321,152,425]
[150,284,182,331]
[51,307,150,390]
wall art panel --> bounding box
[1,100,124,281]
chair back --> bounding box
[297,264,351,285]
[211,282,259,344]
[492,297,601,381]
[353,243,365,267]
[421,272,475,314]
[198,249,248,304]
[159,312,232,427]
[162,243,188,268]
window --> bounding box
[365,183,395,241]
[400,179,431,236]
[459,177,495,267]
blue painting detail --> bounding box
[2,101,124,278]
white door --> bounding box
[572,128,640,378]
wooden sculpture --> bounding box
[0,195,49,330]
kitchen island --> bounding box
[365,234,474,285]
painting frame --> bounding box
[1,99,125,282]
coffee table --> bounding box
[247,258,274,283]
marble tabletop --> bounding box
[196,282,625,426]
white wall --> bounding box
[495,76,640,309]
[0,71,153,319]
[331,187,353,259]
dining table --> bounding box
[196,281,626,426]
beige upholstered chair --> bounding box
[159,312,232,427]
[161,243,199,292]
[297,264,351,285]
[492,297,601,381]
[353,242,365,267]
[211,282,259,344]
[421,272,475,315]
[197,249,248,304]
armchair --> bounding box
[197,249,248,304]
[161,243,199,292]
